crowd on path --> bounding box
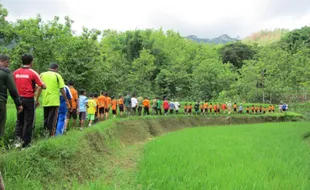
[0,54,290,148]
[0,54,291,189]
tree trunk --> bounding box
[0,172,5,190]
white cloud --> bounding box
[2,0,310,38]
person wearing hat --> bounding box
[40,63,71,136]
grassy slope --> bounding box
[134,122,310,190]
[0,113,304,189]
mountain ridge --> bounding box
[185,34,239,44]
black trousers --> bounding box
[15,97,35,147]
[132,106,137,115]
[138,106,142,116]
[0,102,6,137]
[144,107,150,115]
[157,108,162,115]
[44,106,59,136]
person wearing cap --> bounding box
[40,63,71,136]
[13,54,46,148]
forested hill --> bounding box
[0,3,309,103]
[185,34,239,44]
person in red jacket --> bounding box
[221,103,227,114]
[13,54,46,148]
[163,98,169,115]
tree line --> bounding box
[0,3,309,103]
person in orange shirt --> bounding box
[188,104,192,115]
[209,103,213,113]
[268,105,272,113]
[93,93,100,123]
[111,96,117,118]
[255,106,258,114]
[233,103,237,113]
[200,103,204,115]
[65,81,79,129]
[259,105,263,114]
[118,95,124,118]
[105,93,111,119]
[184,103,188,115]
[97,91,106,121]
[251,105,255,114]
[213,104,217,114]
[142,97,150,115]
[271,105,275,113]
[246,106,250,114]
[203,101,208,115]
[263,107,266,114]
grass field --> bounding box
[1,114,309,189]
[131,122,310,190]
[69,122,310,190]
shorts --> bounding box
[119,105,124,112]
[246,110,249,113]
[105,108,110,113]
[263,111,266,114]
[252,110,254,113]
[112,110,117,115]
[99,107,105,114]
[217,109,220,113]
[79,112,86,121]
[184,109,187,112]
[201,109,203,113]
[87,114,95,121]
[188,109,192,113]
[66,109,77,119]
[234,108,237,111]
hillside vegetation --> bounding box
[0,3,310,103]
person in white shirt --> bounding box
[174,100,180,114]
[227,101,232,114]
[131,94,138,115]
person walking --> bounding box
[65,81,79,130]
[55,84,72,136]
[124,93,131,117]
[13,54,46,148]
[143,97,150,115]
[40,63,70,136]
[131,94,138,115]
[0,54,23,190]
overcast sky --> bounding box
[2,0,310,38]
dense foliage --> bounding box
[0,4,309,103]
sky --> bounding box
[1,0,310,39]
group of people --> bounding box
[182,101,282,115]
[0,53,287,149]
[0,53,291,189]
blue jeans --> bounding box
[56,111,67,136]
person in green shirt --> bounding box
[39,63,71,136]
[124,93,131,117]
[0,54,23,190]
[157,98,162,115]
